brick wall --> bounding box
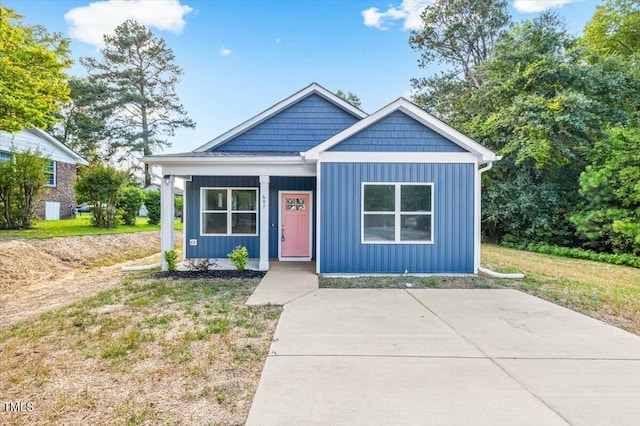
[37,161,78,219]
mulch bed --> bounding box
[153,270,267,280]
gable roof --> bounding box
[0,127,88,165]
[303,98,498,162]
[194,83,368,152]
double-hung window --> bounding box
[362,183,433,243]
[201,188,258,235]
[45,160,56,186]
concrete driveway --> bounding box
[246,289,640,425]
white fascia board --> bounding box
[194,83,368,153]
[141,155,303,164]
[29,127,89,165]
[317,151,477,163]
[159,163,316,177]
[304,98,498,162]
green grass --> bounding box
[0,214,183,239]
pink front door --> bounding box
[281,193,311,258]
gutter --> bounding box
[477,160,525,279]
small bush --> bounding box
[117,186,145,226]
[75,163,127,228]
[186,258,217,272]
[164,249,178,272]
[501,242,640,269]
[228,246,248,271]
[145,190,161,225]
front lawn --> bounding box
[0,272,281,425]
[320,244,640,335]
[0,215,183,239]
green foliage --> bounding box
[74,163,127,228]
[164,249,178,272]
[335,90,362,109]
[145,190,161,225]
[583,0,640,57]
[81,20,195,186]
[571,127,640,255]
[227,246,248,271]
[117,186,145,226]
[502,242,640,269]
[0,146,50,229]
[0,6,72,132]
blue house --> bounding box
[143,83,499,274]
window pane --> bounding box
[400,214,431,241]
[401,185,431,212]
[232,213,256,234]
[363,214,395,241]
[0,151,10,162]
[364,185,395,211]
[204,189,227,211]
[203,212,227,233]
[232,189,256,211]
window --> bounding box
[201,188,258,235]
[0,151,10,162]
[362,183,433,243]
[45,160,56,186]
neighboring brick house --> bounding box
[0,128,88,220]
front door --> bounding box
[280,192,311,258]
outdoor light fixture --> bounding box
[164,175,171,184]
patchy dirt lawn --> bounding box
[0,232,281,425]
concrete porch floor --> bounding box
[245,261,318,305]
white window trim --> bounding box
[45,160,56,187]
[361,182,434,245]
[200,187,258,236]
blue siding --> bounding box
[186,176,260,258]
[268,177,316,259]
[320,162,475,273]
[328,110,466,152]
[213,94,360,152]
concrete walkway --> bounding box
[246,289,640,426]
[245,261,317,305]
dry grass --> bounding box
[0,273,281,425]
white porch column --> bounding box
[160,174,175,271]
[259,175,270,271]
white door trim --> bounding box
[278,190,313,261]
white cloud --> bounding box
[219,48,232,56]
[65,0,193,47]
[513,0,582,13]
[275,38,281,44]
[362,0,432,31]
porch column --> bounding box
[259,175,270,271]
[160,174,175,271]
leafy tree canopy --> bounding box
[0,6,71,132]
[335,90,362,109]
[583,0,640,57]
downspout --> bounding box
[477,161,525,279]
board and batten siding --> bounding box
[327,110,467,152]
[185,176,260,259]
[320,162,475,274]
[213,94,360,152]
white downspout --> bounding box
[477,161,524,279]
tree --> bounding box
[409,0,510,118]
[81,20,195,186]
[0,147,50,229]
[583,0,640,57]
[464,12,639,245]
[75,163,127,228]
[49,77,113,163]
[145,190,161,225]
[335,90,362,109]
[0,6,71,132]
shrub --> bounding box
[145,190,161,225]
[75,163,127,228]
[501,242,640,269]
[117,186,145,226]
[228,245,248,271]
[164,249,178,272]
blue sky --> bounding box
[5,0,603,153]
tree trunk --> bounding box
[141,104,152,187]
